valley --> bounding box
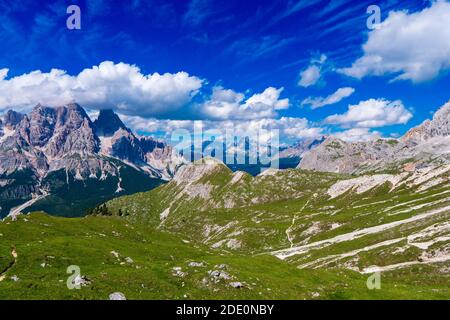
[1,102,450,299]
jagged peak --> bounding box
[323,135,346,145]
[93,109,128,137]
[3,110,25,128]
[57,103,91,119]
[401,100,450,142]
[432,100,450,120]
[30,103,54,115]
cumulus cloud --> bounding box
[0,61,203,117]
[302,87,355,109]
[199,86,289,120]
[339,1,450,82]
[120,114,323,141]
[333,128,381,142]
[325,99,412,128]
[298,54,327,87]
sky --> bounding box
[0,0,449,145]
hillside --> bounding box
[0,212,447,300]
[2,104,450,300]
[0,153,449,299]
[94,158,449,296]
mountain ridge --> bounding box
[0,103,184,217]
[299,101,450,174]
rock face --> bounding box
[279,136,326,159]
[402,101,450,142]
[93,109,128,137]
[94,110,185,180]
[299,101,450,174]
[298,136,407,174]
[0,104,183,180]
[3,110,25,129]
[0,103,185,216]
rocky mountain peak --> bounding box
[322,135,344,145]
[54,103,92,129]
[299,101,450,174]
[25,104,56,147]
[402,100,450,142]
[3,110,25,129]
[93,109,128,137]
[278,136,327,159]
[432,100,450,120]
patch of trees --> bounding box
[86,204,129,217]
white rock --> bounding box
[109,292,126,300]
[230,282,243,288]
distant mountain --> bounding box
[298,101,450,174]
[197,137,325,176]
[274,136,326,170]
[0,104,185,218]
[279,136,326,159]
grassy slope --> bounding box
[0,213,446,300]
[99,164,449,299]
[1,162,449,299]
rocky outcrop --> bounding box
[93,109,128,137]
[402,101,450,142]
[3,110,25,129]
[299,101,450,174]
[298,136,407,174]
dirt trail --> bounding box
[286,200,310,248]
[270,204,450,260]
[0,246,17,282]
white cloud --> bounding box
[302,87,355,109]
[339,1,450,82]
[120,114,323,141]
[0,61,203,117]
[333,128,381,142]
[298,65,321,87]
[325,98,412,128]
[199,86,289,120]
[298,54,327,87]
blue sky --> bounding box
[0,0,449,144]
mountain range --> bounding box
[0,103,321,217]
[1,101,450,299]
[3,100,450,219]
[0,103,184,217]
[299,101,450,174]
